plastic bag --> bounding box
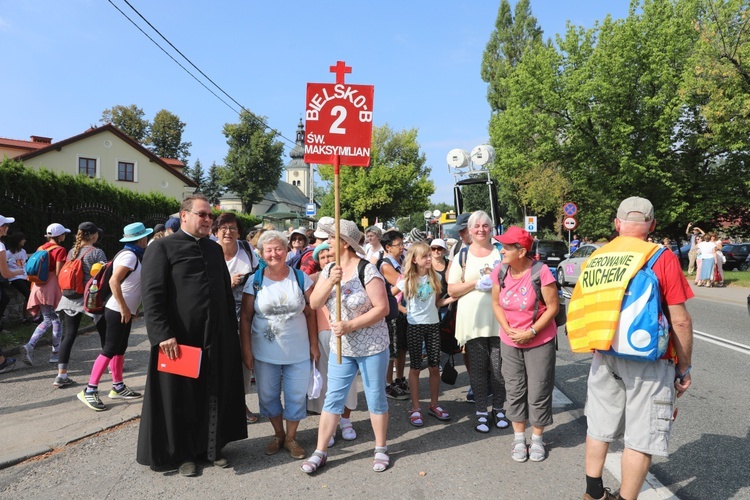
[307,360,323,400]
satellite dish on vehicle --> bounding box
[471,145,495,166]
[447,149,470,169]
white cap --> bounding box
[430,238,447,250]
[45,223,71,238]
[0,215,15,226]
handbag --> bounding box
[307,360,323,400]
[441,355,458,385]
[439,302,459,354]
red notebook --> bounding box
[157,344,202,379]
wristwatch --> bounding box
[529,326,537,337]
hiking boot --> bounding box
[386,382,409,400]
[108,385,142,400]
[53,376,76,388]
[77,390,106,411]
[0,357,16,374]
[21,344,34,366]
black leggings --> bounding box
[465,336,506,412]
[102,308,133,357]
[0,280,32,322]
[406,322,441,370]
[58,312,107,365]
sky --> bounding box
[0,0,632,207]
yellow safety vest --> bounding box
[567,237,660,353]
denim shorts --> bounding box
[254,358,309,422]
[323,348,389,415]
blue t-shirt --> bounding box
[397,274,439,325]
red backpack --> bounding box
[59,247,95,298]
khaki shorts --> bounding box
[585,352,676,457]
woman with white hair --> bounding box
[364,225,384,264]
[240,230,318,461]
[447,210,508,434]
[301,219,390,474]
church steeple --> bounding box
[285,118,310,198]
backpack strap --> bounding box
[253,266,308,304]
[239,239,259,272]
[357,258,369,288]
[645,246,666,269]
[499,259,546,322]
[458,246,469,282]
[292,267,308,305]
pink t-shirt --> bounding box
[491,262,557,348]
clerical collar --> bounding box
[180,228,202,241]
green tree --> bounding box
[149,109,192,164]
[186,158,205,190]
[481,0,543,112]
[100,104,149,143]
[202,162,224,206]
[221,110,284,213]
[317,124,434,222]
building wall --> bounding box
[21,130,192,200]
[1,146,31,159]
[286,167,310,198]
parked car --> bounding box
[672,243,691,270]
[531,239,568,278]
[721,243,750,271]
[556,243,604,286]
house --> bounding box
[15,124,197,200]
[0,135,52,159]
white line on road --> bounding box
[693,329,750,355]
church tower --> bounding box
[285,119,310,199]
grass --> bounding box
[1,314,93,350]
[689,269,750,288]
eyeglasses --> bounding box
[218,226,238,233]
[190,211,214,219]
[390,242,404,248]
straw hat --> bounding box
[320,219,365,255]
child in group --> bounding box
[395,241,456,427]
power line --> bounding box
[108,0,296,149]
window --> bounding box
[79,157,96,177]
[118,161,135,182]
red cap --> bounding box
[494,226,533,252]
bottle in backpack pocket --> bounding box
[86,280,99,311]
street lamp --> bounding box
[446,145,499,234]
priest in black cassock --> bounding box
[136,194,247,476]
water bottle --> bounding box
[86,279,99,310]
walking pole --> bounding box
[334,153,342,363]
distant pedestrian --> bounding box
[0,215,23,373]
[1,232,33,324]
[686,222,704,275]
[23,223,71,367]
[76,222,151,411]
[53,222,107,388]
[137,194,246,477]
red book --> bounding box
[157,344,202,379]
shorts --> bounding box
[387,313,408,359]
[585,352,676,457]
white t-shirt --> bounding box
[365,244,384,263]
[244,267,313,365]
[396,274,439,325]
[7,248,27,281]
[446,245,502,346]
[697,240,716,259]
[105,250,142,314]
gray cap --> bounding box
[617,197,654,222]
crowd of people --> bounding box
[0,195,695,500]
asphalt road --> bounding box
[0,282,747,499]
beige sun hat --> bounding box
[320,219,365,255]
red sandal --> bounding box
[409,408,424,427]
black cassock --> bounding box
[136,230,247,469]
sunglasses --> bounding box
[431,246,443,251]
[190,211,214,219]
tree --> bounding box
[186,158,205,190]
[317,124,434,222]
[100,104,149,143]
[149,109,192,164]
[481,0,543,113]
[202,162,224,206]
[221,110,284,213]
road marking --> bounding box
[552,387,573,408]
[605,452,679,499]
[693,329,750,355]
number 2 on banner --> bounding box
[330,105,347,134]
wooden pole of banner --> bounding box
[334,154,342,364]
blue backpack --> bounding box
[602,247,669,361]
[25,244,59,285]
[252,265,307,303]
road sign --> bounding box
[304,62,374,166]
[563,216,578,231]
[526,216,538,232]
[305,203,316,217]
[563,202,578,217]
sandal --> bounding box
[427,404,450,421]
[493,408,509,429]
[339,420,357,440]
[246,410,258,424]
[529,439,546,462]
[409,408,424,427]
[475,412,490,433]
[301,451,327,474]
[373,450,390,472]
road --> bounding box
[0,283,747,499]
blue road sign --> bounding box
[306,203,316,217]
[563,202,578,217]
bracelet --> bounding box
[529,326,537,337]
[675,365,691,382]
